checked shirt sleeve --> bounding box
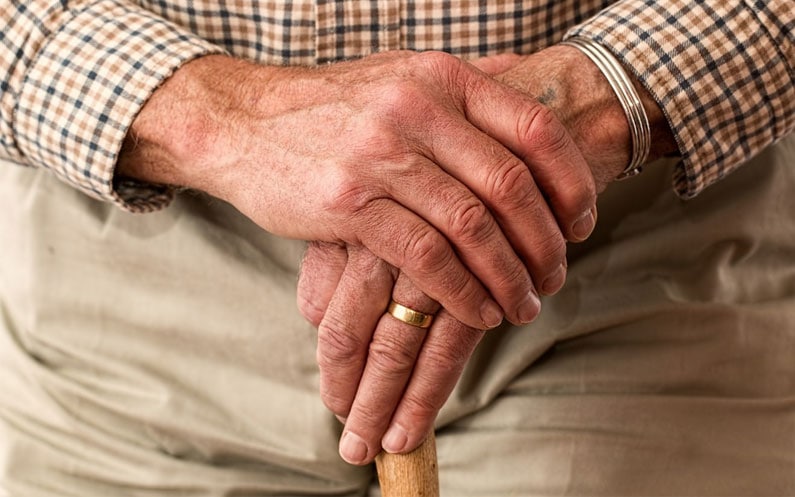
[567,0,794,198]
[1,1,225,211]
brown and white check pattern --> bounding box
[1,0,792,210]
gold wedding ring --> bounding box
[387,300,434,329]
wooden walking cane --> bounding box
[375,431,439,497]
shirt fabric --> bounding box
[0,0,793,212]
[1,3,795,494]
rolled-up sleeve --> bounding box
[567,0,794,198]
[1,0,225,211]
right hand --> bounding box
[118,51,596,328]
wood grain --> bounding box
[375,431,439,497]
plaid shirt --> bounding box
[1,0,792,211]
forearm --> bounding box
[117,55,273,198]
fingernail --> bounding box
[517,289,541,324]
[572,207,596,241]
[480,300,503,329]
[382,424,408,453]
[541,262,567,295]
[339,431,368,465]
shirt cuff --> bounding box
[566,0,794,198]
[14,0,226,212]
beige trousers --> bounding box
[2,136,794,496]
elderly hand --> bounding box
[298,45,679,465]
[118,51,596,330]
[299,242,485,465]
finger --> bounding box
[412,53,596,244]
[376,156,539,325]
[388,54,581,303]
[355,199,504,330]
[297,241,348,327]
[461,70,598,242]
[338,274,438,465]
[316,247,396,419]
[381,310,485,455]
[417,115,569,299]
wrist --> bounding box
[497,44,677,191]
[116,55,281,200]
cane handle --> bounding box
[375,431,439,497]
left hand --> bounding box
[298,242,485,465]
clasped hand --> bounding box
[294,51,599,465]
[121,44,653,468]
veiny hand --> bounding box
[118,51,597,329]
[297,45,679,466]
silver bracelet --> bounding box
[560,36,651,180]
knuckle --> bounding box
[401,391,443,421]
[518,105,570,156]
[401,226,450,276]
[415,51,471,102]
[366,333,418,378]
[448,199,494,247]
[378,79,432,124]
[423,338,472,374]
[443,278,483,311]
[355,120,405,154]
[380,82,419,112]
[486,156,535,208]
[397,330,484,421]
[415,50,459,74]
[398,226,488,321]
[323,169,377,217]
[316,319,366,369]
[426,343,469,373]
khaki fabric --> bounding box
[1,136,794,496]
[0,170,369,495]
